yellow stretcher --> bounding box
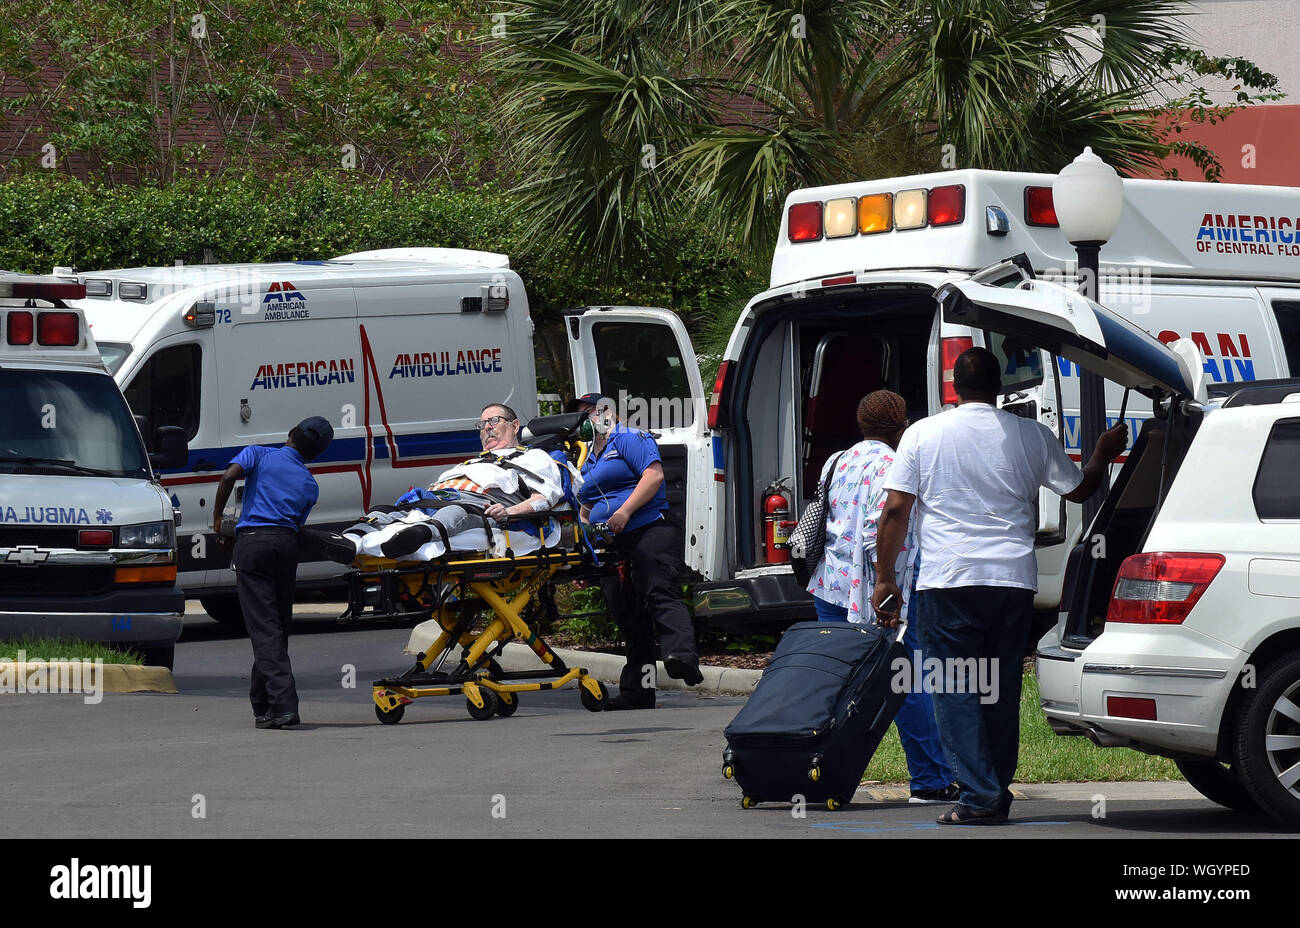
[340,418,615,723]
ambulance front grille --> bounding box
[0,565,115,596]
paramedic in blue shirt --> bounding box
[212,416,334,730]
[578,396,701,709]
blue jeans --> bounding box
[917,586,1033,813]
[813,596,953,791]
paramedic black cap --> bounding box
[292,416,334,460]
[566,393,603,413]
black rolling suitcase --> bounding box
[722,619,909,810]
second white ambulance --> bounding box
[564,170,1300,629]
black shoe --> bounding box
[603,692,655,711]
[380,524,433,558]
[255,712,301,729]
[663,654,704,686]
[319,531,360,565]
[909,784,961,804]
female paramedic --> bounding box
[578,396,702,709]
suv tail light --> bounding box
[939,336,973,406]
[1106,552,1225,625]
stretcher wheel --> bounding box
[466,688,500,721]
[808,766,821,782]
[740,796,758,809]
[580,680,608,712]
[722,764,735,780]
[826,798,843,812]
[495,691,519,717]
[375,703,405,725]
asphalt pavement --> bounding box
[0,603,1294,840]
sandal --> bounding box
[936,804,1007,826]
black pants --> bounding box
[234,530,300,716]
[599,517,697,697]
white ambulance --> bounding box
[563,170,1300,630]
[0,273,185,665]
[68,249,537,628]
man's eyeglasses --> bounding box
[477,415,512,431]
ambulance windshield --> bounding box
[0,369,150,478]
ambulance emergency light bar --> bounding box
[786,184,1060,242]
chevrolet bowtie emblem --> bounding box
[5,546,50,565]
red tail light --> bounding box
[787,202,823,242]
[928,185,965,226]
[708,360,734,429]
[37,311,79,346]
[940,336,974,406]
[1106,552,1225,625]
[7,310,34,345]
[1025,187,1058,227]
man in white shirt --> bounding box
[872,348,1127,825]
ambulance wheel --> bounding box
[807,765,821,783]
[580,680,608,712]
[741,796,758,810]
[375,703,405,725]
[142,646,175,671]
[466,689,499,721]
[722,764,735,780]
[826,798,844,812]
[199,594,247,634]
[495,691,519,717]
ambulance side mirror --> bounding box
[151,426,188,470]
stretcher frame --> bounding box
[342,522,614,723]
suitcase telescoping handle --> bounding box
[875,592,908,644]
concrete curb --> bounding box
[496,642,762,696]
[0,660,177,695]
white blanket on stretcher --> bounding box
[354,510,563,561]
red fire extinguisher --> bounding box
[763,477,793,563]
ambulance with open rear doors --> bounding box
[564,170,1300,631]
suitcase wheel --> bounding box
[740,796,758,810]
[826,798,844,812]
[722,764,735,780]
[807,765,821,782]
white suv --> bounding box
[938,276,1300,828]
[1036,381,1300,828]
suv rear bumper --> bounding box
[1036,625,1244,757]
[0,587,185,649]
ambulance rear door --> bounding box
[565,306,713,574]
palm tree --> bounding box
[491,0,1272,266]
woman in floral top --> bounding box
[805,390,956,802]
[807,391,916,624]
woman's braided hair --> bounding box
[856,390,907,438]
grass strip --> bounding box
[864,672,1180,784]
[0,637,144,665]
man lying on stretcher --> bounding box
[331,402,574,561]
